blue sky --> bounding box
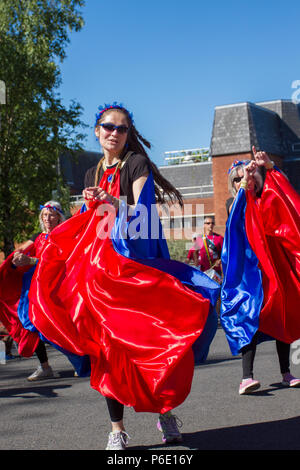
[59,0,300,166]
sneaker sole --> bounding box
[27,375,55,381]
[239,382,260,395]
[105,446,126,450]
[282,380,300,388]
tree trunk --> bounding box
[3,236,14,259]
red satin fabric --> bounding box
[0,235,48,356]
[245,169,300,343]
[29,167,210,413]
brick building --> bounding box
[62,99,300,238]
[211,99,300,232]
[1,99,298,262]
[159,99,300,238]
[158,149,213,240]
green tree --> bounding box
[0,0,86,257]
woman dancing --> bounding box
[0,202,63,379]
[221,148,300,395]
[29,103,220,449]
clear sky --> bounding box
[59,0,300,166]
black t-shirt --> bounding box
[84,153,150,206]
[226,197,234,217]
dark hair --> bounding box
[96,107,183,207]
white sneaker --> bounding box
[27,366,54,381]
[105,431,130,450]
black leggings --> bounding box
[106,397,124,422]
[35,340,48,364]
[241,332,290,379]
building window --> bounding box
[195,216,205,229]
[183,216,193,228]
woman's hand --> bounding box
[95,188,114,204]
[82,186,117,207]
[243,160,257,182]
[82,187,101,201]
[12,251,34,267]
[252,146,273,169]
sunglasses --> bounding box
[99,123,129,134]
[233,176,243,184]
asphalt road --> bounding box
[1,327,300,453]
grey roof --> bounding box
[210,103,252,155]
[249,103,282,155]
[159,162,213,198]
[210,100,300,157]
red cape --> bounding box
[245,169,300,343]
[0,244,41,357]
[29,168,211,413]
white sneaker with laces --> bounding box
[106,430,130,450]
[27,366,54,381]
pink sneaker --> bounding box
[239,378,261,395]
[282,373,300,388]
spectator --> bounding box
[194,216,223,283]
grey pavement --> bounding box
[0,326,300,451]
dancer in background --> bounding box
[0,321,14,360]
[29,103,220,450]
[221,148,300,395]
[0,202,90,380]
[186,233,198,265]
[194,216,223,283]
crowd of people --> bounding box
[0,103,299,450]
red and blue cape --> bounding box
[0,233,90,376]
[29,166,220,413]
[0,244,41,357]
[221,168,300,355]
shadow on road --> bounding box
[131,415,300,450]
[0,383,72,399]
[195,356,240,367]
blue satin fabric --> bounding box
[220,189,264,355]
[18,266,38,333]
[17,265,90,376]
[80,203,87,213]
[112,173,220,303]
[44,173,219,364]
[111,172,220,362]
[111,172,170,260]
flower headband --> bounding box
[94,102,134,127]
[227,159,251,174]
[39,204,63,214]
